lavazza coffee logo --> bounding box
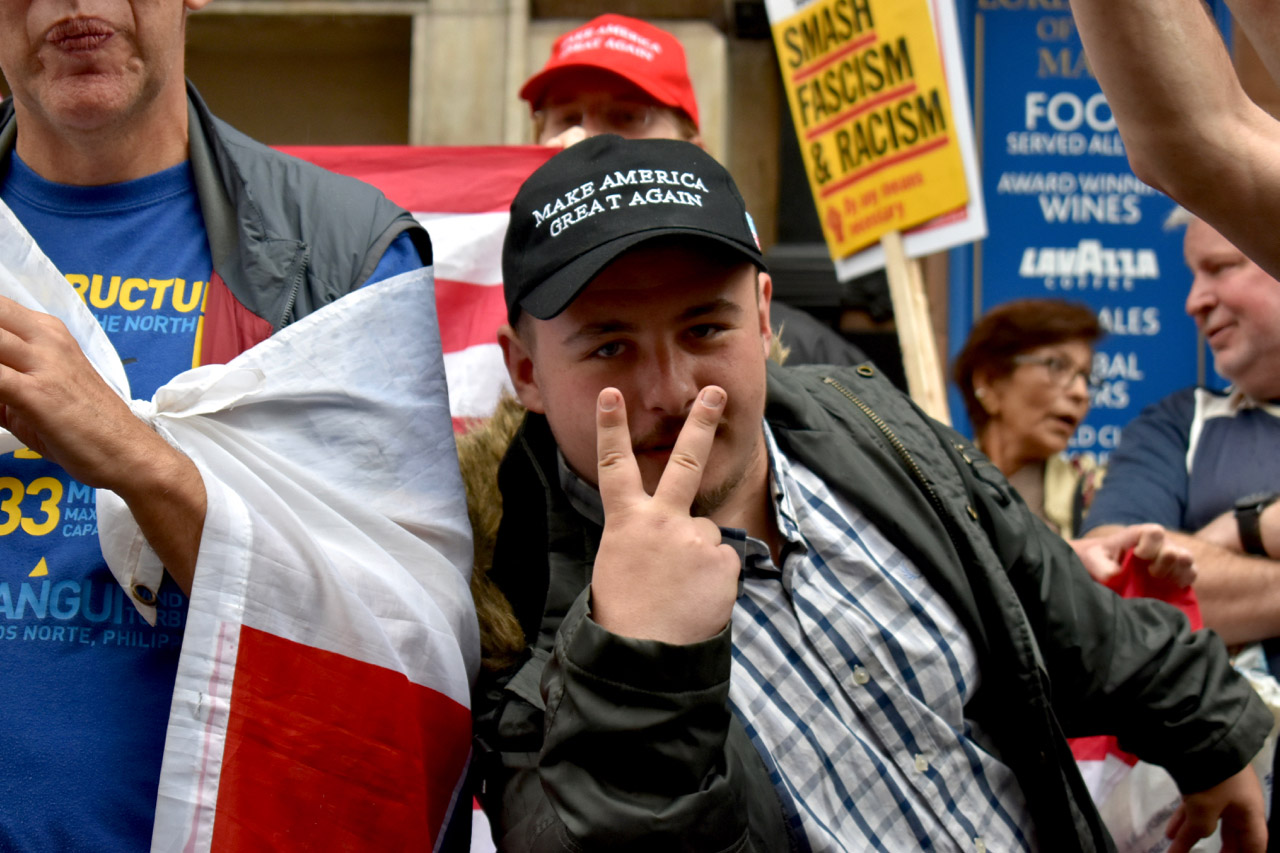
[531,170,711,238]
[1017,238,1159,291]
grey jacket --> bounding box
[474,361,1271,852]
[0,83,429,335]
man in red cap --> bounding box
[520,14,703,148]
[518,15,871,369]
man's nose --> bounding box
[636,349,699,416]
[1185,273,1217,319]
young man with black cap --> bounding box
[469,135,1270,852]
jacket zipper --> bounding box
[278,246,309,328]
[822,376,968,558]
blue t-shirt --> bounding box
[1082,387,1280,534]
[0,154,423,851]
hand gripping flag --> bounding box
[0,196,480,852]
[278,145,556,430]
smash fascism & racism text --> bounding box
[778,0,949,185]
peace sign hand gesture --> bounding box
[589,385,741,645]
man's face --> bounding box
[1184,218,1280,398]
[0,0,199,134]
[535,71,691,145]
[508,241,773,519]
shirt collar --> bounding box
[1224,387,1280,417]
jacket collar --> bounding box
[0,85,306,327]
[184,82,308,327]
[0,99,17,184]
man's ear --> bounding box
[757,271,774,357]
[185,0,213,10]
[498,323,546,413]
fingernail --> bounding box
[702,387,725,407]
[599,389,619,411]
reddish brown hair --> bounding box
[952,299,1101,431]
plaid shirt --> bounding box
[559,424,1036,851]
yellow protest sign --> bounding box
[771,0,969,258]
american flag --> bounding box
[281,145,555,432]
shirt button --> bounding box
[914,753,928,773]
[132,584,157,605]
[974,839,987,853]
[852,667,870,686]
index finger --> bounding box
[1129,523,1166,563]
[652,386,726,510]
[596,387,645,512]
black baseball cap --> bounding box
[502,134,766,323]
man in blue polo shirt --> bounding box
[0,0,459,849]
[1083,211,1280,647]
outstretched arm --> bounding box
[1070,0,1280,279]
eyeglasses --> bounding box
[1013,353,1097,389]
[535,100,661,138]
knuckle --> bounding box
[668,448,703,473]
[598,448,631,469]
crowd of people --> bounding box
[1,1,1278,852]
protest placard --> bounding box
[766,0,981,274]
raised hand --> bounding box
[0,295,153,487]
[589,385,741,645]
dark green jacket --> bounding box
[475,361,1271,852]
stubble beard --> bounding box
[690,432,763,519]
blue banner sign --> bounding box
[947,0,1226,461]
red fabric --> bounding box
[1070,735,1140,766]
[1103,547,1202,630]
[517,14,700,125]
[211,626,472,850]
[1069,548,1202,766]
[434,278,508,354]
[198,272,274,367]
[277,145,553,215]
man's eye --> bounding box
[605,107,640,126]
[592,341,625,358]
[688,324,725,340]
[549,108,583,129]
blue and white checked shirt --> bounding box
[560,423,1036,851]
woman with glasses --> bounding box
[953,298,1195,585]
[954,299,1099,531]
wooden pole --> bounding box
[881,231,951,425]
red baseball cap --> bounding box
[519,14,700,128]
